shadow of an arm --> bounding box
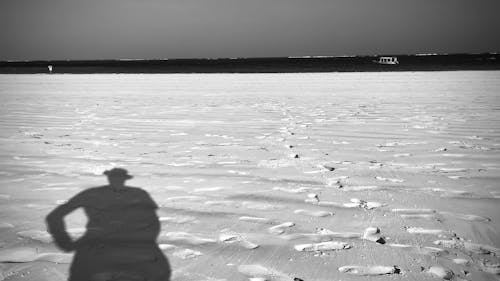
[46,201,80,252]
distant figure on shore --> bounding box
[46,168,171,281]
[48,65,53,73]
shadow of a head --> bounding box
[103,168,133,188]
[46,168,171,281]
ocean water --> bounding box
[0,71,500,280]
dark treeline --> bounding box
[1,53,499,74]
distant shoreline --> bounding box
[1,53,499,74]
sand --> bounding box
[0,71,499,280]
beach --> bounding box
[0,71,499,280]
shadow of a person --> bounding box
[46,168,171,281]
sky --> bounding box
[1,0,500,60]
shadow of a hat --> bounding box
[103,168,133,179]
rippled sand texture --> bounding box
[1,72,500,281]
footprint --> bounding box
[219,231,260,250]
[239,216,272,224]
[204,200,238,207]
[375,176,404,183]
[0,194,11,200]
[17,230,53,243]
[294,209,333,217]
[349,198,386,210]
[439,167,467,173]
[314,198,383,210]
[273,187,309,193]
[282,231,360,242]
[294,241,351,252]
[36,252,74,264]
[316,201,349,208]
[0,246,39,263]
[280,233,323,241]
[426,266,454,280]
[268,222,295,235]
[400,214,438,220]
[406,227,446,235]
[391,208,436,214]
[303,170,323,174]
[369,163,383,169]
[304,193,319,204]
[338,265,399,276]
[433,239,461,248]
[340,186,384,191]
[239,240,260,250]
[479,260,500,275]
[364,201,385,210]
[440,190,478,199]
[442,153,465,157]
[342,202,360,208]
[439,211,490,222]
[243,201,285,211]
[165,196,205,201]
[158,232,217,245]
[434,239,500,255]
[219,233,239,243]
[388,243,413,248]
[362,227,386,244]
[452,258,469,265]
[315,228,362,239]
[394,153,411,157]
[173,249,203,259]
[238,264,291,281]
[0,222,14,229]
[317,164,336,171]
[193,187,225,193]
[464,242,500,255]
[159,244,176,251]
[417,247,448,257]
[447,175,466,180]
[325,176,349,187]
[159,216,198,224]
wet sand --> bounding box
[0,71,499,280]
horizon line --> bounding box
[2,52,499,63]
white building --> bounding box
[376,57,399,65]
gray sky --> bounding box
[1,0,499,60]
